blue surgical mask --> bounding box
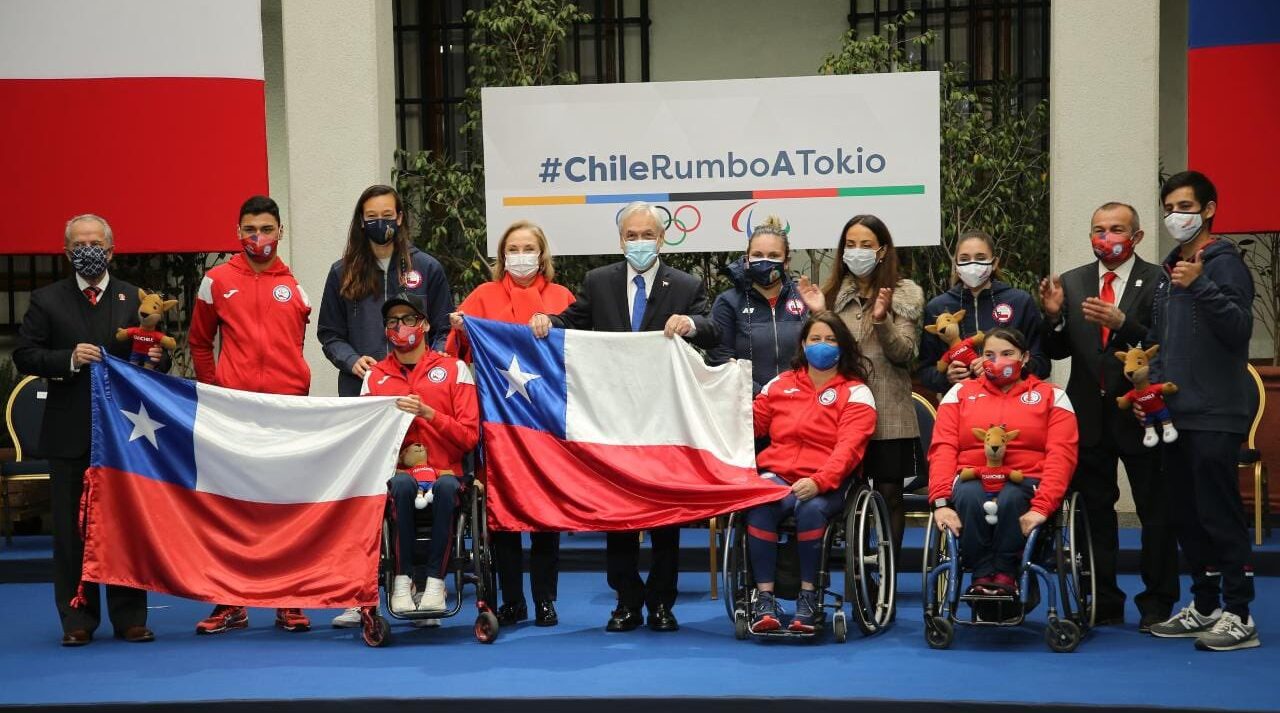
[804,342,840,370]
[363,218,398,246]
[746,258,784,286]
[624,239,659,271]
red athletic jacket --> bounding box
[362,351,479,475]
[928,375,1078,517]
[753,369,878,493]
[189,254,311,395]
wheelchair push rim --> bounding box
[845,487,896,635]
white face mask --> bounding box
[1163,212,1204,244]
[956,260,994,289]
[843,248,880,278]
[505,252,541,279]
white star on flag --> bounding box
[499,355,541,402]
[121,402,166,448]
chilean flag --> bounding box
[82,354,412,608]
[1188,0,1280,234]
[466,317,788,532]
[0,0,267,254]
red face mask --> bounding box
[982,356,1024,387]
[386,323,425,352]
[240,234,279,263]
[1091,232,1134,263]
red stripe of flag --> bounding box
[752,188,838,199]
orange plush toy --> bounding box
[958,425,1024,525]
[115,289,177,369]
[1115,345,1178,448]
[925,309,985,373]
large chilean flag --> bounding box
[1188,0,1280,234]
[466,317,788,532]
[83,354,412,608]
[0,0,267,254]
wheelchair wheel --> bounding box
[833,611,848,643]
[361,608,391,648]
[721,512,750,624]
[845,487,896,635]
[1057,493,1096,629]
[474,611,500,644]
[379,504,396,599]
[925,616,953,650]
[1045,617,1081,653]
[470,487,498,615]
[733,610,749,640]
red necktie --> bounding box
[83,286,100,306]
[1099,271,1117,345]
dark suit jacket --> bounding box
[13,276,153,459]
[1042,257,1163,454]
[549,261,719,349]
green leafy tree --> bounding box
[819,12,1050,298]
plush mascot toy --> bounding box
[115,289,177,369]
[958,424,1024,525]
[1115,344,1179,447]
[398,442,439,509]
[925,309,985,373]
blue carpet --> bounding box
[0,572,1276,710]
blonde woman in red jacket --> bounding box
[446,220,574,628]
[928,327,1079,597]
[747,312,878,634]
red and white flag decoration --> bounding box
[0,0,268,254]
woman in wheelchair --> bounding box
[928,327,1078,600]
[747,312,877,634]
[336,292,479,626]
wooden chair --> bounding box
[2,376,51,544]
[1240,364,1270,545]
[903,391,937,521]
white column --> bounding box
[278,0,397,395]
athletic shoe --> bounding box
[1150,605,1222,638]
[390,575,416,614]
[749,590,781,634]
[418,577,448,612]
[275,608,310,632]
[790,589,820,633]
[332,607,363,628]
[196,605,248,635]
[991,572,1019,597]
[1194,612,1260,651]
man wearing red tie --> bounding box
[1040,202,1178,631]
[14,214,163,646]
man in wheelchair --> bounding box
[745,313,878,634]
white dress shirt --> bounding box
[1098,255,1136,306]
[625,258,695,334]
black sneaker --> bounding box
[750,591,781,633]
[1194,612,1261,651]
[790,589,820,633]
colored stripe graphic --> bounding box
[502,184,925,206]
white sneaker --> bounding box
[331,607,363,628]
[418,576,448,612]
[1162,423,1178,444]
[390,575,416,614]
[1142,427,1159,448]
[1195,612,1261,651]
[411,618,441,628]
[1149,604,1222,638]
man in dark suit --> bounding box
[14,214,162,646]
[530,201,719,632]
[1040,201,1179,631]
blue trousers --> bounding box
[952,478,1037,578]
[746,475,843,586]
[389,473,461,578]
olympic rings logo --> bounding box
[615,204,702,246]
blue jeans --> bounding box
[746,475,843,586]
[389,473,461,578]
[952,478,1038,578]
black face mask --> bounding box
[70,245,109,279]
[363,218,398,246]
[746,258,783,286]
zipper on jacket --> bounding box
[769,301,780,380]
[254,271,264,392]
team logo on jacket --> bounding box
[819,388,838,405]
[273,285,292,303]
[1020,390,1043,405]
[402,270,422,289]
[785,298,804,316]
[427,366,447,383]
[993,303,1013,323]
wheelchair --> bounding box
[921,491,1096,652]
[721,475,896,642]
[360,474,499,647]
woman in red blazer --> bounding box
[447,220,574,628]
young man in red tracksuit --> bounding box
[360,292,478,620]
[187,195,313,635]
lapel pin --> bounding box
[1134,279,1143,287]
[117,293,126,301]
[662,280,669,287]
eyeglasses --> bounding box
[384,314,424,328]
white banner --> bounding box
[482,72,940,256]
